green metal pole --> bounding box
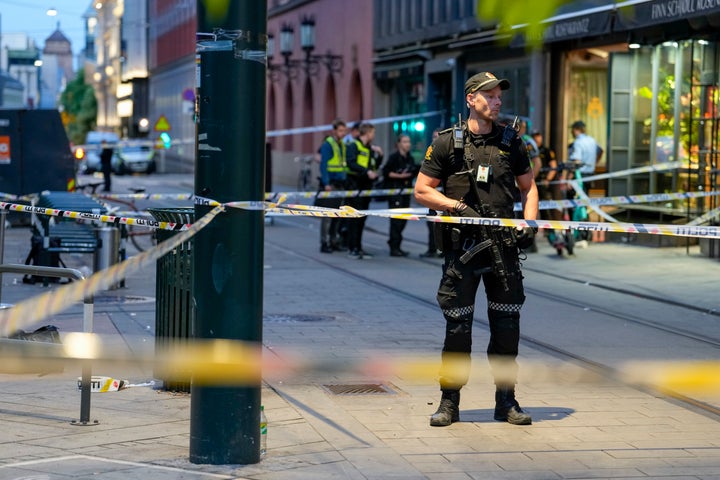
[190,0,267,465]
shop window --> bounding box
[568,67,608,167]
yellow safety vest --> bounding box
[325,136,346,173]
[348,138,374,175]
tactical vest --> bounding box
[442,124,517,219]
[325,136,347,173]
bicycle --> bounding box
[75,182,157,253]
[102,187,158,253]
[295,155,317,192]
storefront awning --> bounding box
[510,4,615,47]
[541,8,615,42]
[373,60,423,80]
[615,0,720,31]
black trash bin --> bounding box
[148,207,194,392]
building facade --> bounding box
[88,0,150,140]
[267,0,375,186]
[147,0,196,172]
[143,0,376,176]
[2,33,42,109]
[40,28,74,109]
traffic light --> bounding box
[159,132,172,149]
[411,120,425,133]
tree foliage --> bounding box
[60,69,97,145]
[477,0,572,48]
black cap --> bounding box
[571,120,586,130]
[531,130,541,136]
[464,72,510,95]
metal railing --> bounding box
[0,261,97,426]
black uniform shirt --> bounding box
[382,151,418,189]
[421,123,530,218]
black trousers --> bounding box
[102,164,112,191]
[315,180,345,246]
[435,242,525,391]
[387,194,411,250]
[345,195,370,251]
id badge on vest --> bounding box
[476,164,491,183]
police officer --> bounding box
[414,71,539,427]
[345,122,380,258]
[317,119,348,253]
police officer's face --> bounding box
[335,125,348,140]
[468,86,503,121]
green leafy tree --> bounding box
[60,69,97,145]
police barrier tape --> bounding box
[88,187,720,219]
[0,205,224,338]
[0,201,192,232]
[687,205,720,226]
[0,192,36,202]
[550,161,683,184]
[262,188,720,214]
[568,180,620,224]
[71,111,445,152]
[4,191,719,241]
[97,192,194,202]
[0,192,294,337]
[265,110,443,137]
[258,202,720,239]
[1,338,718,395]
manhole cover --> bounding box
[323,383,395,395]
[263,314,335,323]
[93,295,155,304]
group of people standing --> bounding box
[315,119,420,258]
[526,119,602,252]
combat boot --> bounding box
[429,389,460,427]
[494,388,532,425]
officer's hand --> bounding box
[515,226,537,250]
[452,202,481,217]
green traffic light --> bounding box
[160,132,172,148]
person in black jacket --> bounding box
[383,133,418,256]
[100,140,114,192]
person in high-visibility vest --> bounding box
[316,119,348,253]
[345,122,382,259]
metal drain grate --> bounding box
[323,383,394,395]
[93,295,155,304]
[264,314,335,323]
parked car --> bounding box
[77,131,120,174]
[114,144,156,174]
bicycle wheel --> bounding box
[297,169,311,191]
[128,224,157,252]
